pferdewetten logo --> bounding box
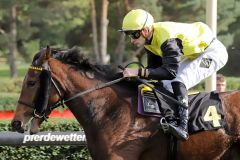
[23,133,86,143]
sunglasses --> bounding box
[125,30,142,39]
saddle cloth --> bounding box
[138,86,225,133]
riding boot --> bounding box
[167,81,189,140]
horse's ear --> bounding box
[45,45,52,59]
[36,46,52,66]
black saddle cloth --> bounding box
[139,85,225,133]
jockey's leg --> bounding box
[168,81,189,140]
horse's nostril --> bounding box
[11,120,21,128]
[11,120,24,133]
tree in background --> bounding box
[9,1,18,78]
[1,0,240,77]
[99,0,110,64]
[0,0,91,78]
[0,0,18,78]
[90,0,100,62]
[217,0,240,76]
[90,0,110,64]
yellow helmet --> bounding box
[119,9,154,32]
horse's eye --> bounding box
[27,81,36,87]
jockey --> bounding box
[119,9,228,140]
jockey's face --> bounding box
[129,26,152,47]
[130,33,146,47]
[124,30,145,47]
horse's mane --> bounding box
[54,47,140,90]
[32,47,138,90]
[54,47,121,81]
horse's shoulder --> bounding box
[219,90,240,100]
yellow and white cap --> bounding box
[119,9,154,32]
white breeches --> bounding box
[162,39,228,91]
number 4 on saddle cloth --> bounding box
[138,84,225,133]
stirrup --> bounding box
[160,117,169,133]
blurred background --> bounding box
[0,0,240,159]
[0,0,240,77]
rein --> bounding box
[50,77,125,110]
[20,61,186,121]
[50,62,142,109]
[49,62,187,112]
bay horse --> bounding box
[12,47,240,160]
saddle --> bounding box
[138,84,225,133]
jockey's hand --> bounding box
[123,68,138,78]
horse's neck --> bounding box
[61,69,120,122]
[69,82,133,125]
[65,74,136,128]
[50,60,141,148]
[64,72,159,158]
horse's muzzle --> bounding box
[11,120,24,133]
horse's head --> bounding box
[11,46,63,134]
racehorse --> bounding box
[11,46,240,160]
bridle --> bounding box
[17,64,64,120]
[18,61,125,121]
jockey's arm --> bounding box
[139,38,183,80]
[145,49,162,69]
